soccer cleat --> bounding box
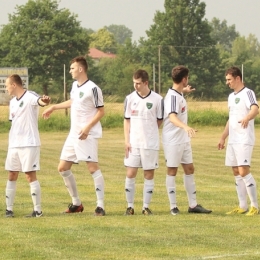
[188,204,212,214]
[142,207,153,215]
[245,207,259,216]
[124,207,134,215]
[26,211,43,218]
[63,203,84,213]
[94,207,106,216]
[6,209,14,218]
[170,207,180,215]
[226,207,247,215]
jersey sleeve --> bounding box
[124,96,131,119]
[157,97,164,120]
[245,89,258,109]
[92,86,104,108]
[165,93,181,115]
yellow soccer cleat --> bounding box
[245,207,259,216]
[226,207,247,215]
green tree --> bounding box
[0,0,89,95]
[209,18,239,52]
[90,28,117,53]
[105,24,133,45]
[140,0,221,99]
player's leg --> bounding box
[163,144,183,215]
[124,148,140,215]
[141,149,158,215]
[59,137,83,213]
[87,161,105,216]
[5,148,20,217]
[182,143,211,214]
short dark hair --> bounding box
[171,65,189,83]
[70,56,88,72]
[133,69,149,82]
[225,66,242,79]
[8,74,23,86]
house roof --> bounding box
[88,48,116,59]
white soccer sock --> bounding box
[235,175,248,210]
[92,170,105,209]
[30,180,41,212]
[125,177,135,208]
[184,174,197,208]
[243,173,258,209]
[60,170,81,206]
[143,178,154,209]
[166,175,177,209]
[6,180,17,211]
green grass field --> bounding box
[0,126,260,260]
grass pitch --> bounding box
[0,126,260,259]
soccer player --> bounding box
[5,74,50,218]
[218,66,259,216]
[162,65,212,215]
[42,56,106,216]
[124,69,163,215]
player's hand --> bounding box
[42,106,54,119]
[184,126,197,137]
[125,143,131,158]
[78,125,90,140]
[218,139,225,150]
[183,85,195,94]
[238,118,249,129]
[41,95,51,105]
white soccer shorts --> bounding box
[5,146,40,172]
[60,135,98,163]
[163,142,193,167]
[225,143,253,167]
[124,148,159,170]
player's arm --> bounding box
[157,119,163,128]
[218,120,229,150]
[239,104,259,128]
[183,85,195,94]
[42,99,72,119]
[124,118,131,158]
[79,106,105,140]
[169,113,196,137]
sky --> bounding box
[0,0,260,42]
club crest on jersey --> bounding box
[181,106,186,113]
[79,92,84,98]
[235,98,240,104]
[146,102,153,109]
[19,101,24,107]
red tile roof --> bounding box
[88,48,116,59]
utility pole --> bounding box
[158,45,161,94]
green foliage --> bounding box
[90,28,117,53]
[105,24,133,45]
[0,0,89,95]
[139,0,221,99]
[209,18,240,52]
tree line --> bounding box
[0,0,259,101]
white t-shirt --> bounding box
[124,90,163,150]
[162,88,190,145]
[228,87,258,145]
[8,90,41,148]
[69,79,103,139]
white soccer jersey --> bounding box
[69,79,103,139]
[228,87,258,145]
[8,90,41,148]
[162,88,190,145]
[124,90,163,150]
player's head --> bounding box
[225,66,242,80]
[133,69,149,83]
[133,69,149,92]
[171,66,189,86]
[5,74,23,96]
[70,56,88,80]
